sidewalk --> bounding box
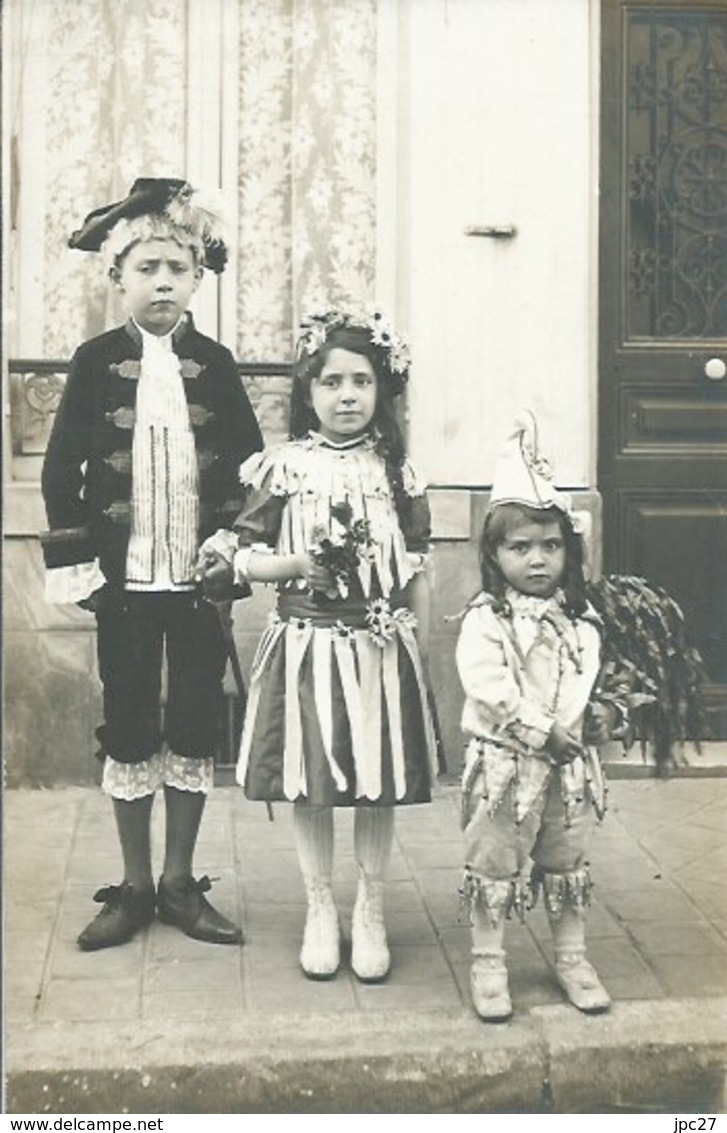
[4,771,727,1114]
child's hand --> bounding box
[583,702,617,745]
[545,722,583,765]
[298,553,337,598]
[77,587,105,613]
[197,550,236,604]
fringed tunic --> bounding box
[455,589,607,921]
[234,432,439,807]
[456,590,608,829]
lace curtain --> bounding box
[237,0,378,360]
[40,0,188,356]
[12,0,378,362]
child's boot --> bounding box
[551,906,610,1012]
[299,875,340,979]
[543,872,610,1013]
[294,805,340,979]
[351,870,390,981]
[469,894,512,1022]
[351,808,394,982]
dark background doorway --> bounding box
[599,0,727,737]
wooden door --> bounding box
[599,0,727,736]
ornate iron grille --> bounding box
[626,9,727,339]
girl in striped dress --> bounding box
[201,307,439,982]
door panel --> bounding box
[622,495,727,685]
[599,0,727,734]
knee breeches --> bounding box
[95,591,227,763]
[463,775,595,882]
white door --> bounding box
[402,0,597,492]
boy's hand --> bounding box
[77,587,105,613]
[545,721,583,765]
[583,702,617,745]
[197,551,236,604]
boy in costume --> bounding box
[41,178,263,950]
[456,413,621,1019]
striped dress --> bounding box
[235,432,439,807]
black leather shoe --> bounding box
[157,875,243,945]
[77,882,155,951]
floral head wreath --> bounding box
[295,306,411,394]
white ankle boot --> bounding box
[555,953,611,1013]
[469,904,512,1021]
[470,953,512,1021]
[300,878,340,980]
[351,873,390,982]
[551,906,611,1013]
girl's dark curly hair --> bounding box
[478,502,589,619]
[289,325,411,526]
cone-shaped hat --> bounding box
[490,410,570,512]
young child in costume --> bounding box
[455,412,624,1021]
[41,178,263,951]
[200,307,438,982]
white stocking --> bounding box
[354,806,394,877]
[471,905,507,961]
[294,803,334,883]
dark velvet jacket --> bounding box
[40,315,263,590]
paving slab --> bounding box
[3,779,727,1114]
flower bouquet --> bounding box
[309,501,374,601]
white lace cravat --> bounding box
[126,327,199,589]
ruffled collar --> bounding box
[505,588,586,670]
[506,587,567,621]
[306,429,376,453]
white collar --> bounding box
[133,316,184,352]
[307,429,374,452]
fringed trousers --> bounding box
[461,773,596,925]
